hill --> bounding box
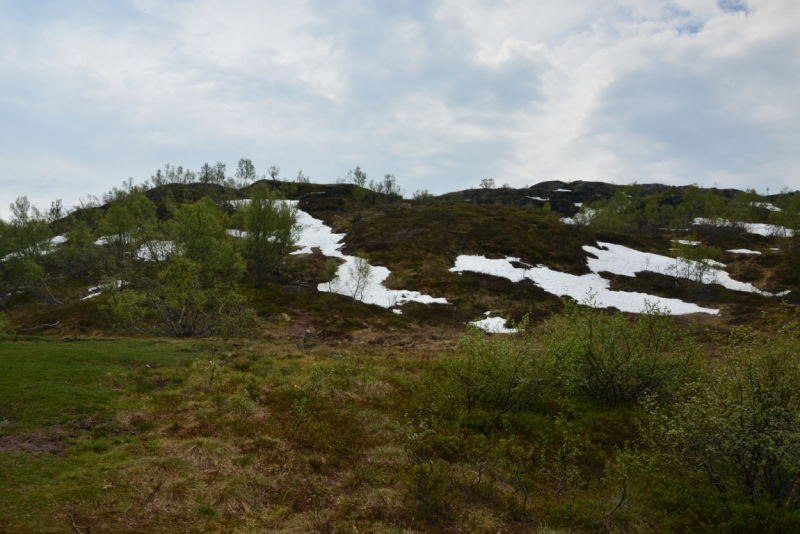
[2,177,800,533]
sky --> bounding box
[1,0,799,216]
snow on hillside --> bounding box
[288,203,448,308]
[693,217,794,237]
[451,255,718,315]
[470,316,518,334]
[584,242,788,297]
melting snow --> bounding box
[451,241,792,315]
[674,240,700,246]
[285,202,447,308]
[728,249,761,255]
[693,217,794,237]
[582,242,784,296]
[470,316,518,334]
[135,241,174,261]
[751,202,781,212]
[528,196,549,202]
[553,188,571,192]
[451,255,717,315]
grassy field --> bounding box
[4,318,800,533]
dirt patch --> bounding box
[0,433,62,454]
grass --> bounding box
[0,337,204,432]
[3,320,800,532]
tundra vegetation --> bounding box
[1,164,800,532]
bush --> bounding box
[447,319,565,417]
[645,320,800,502]
[546,300,699,405]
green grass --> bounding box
[2,331,800,533]
[0,337,200,432]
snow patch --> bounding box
[528,196,549,202]
[693,217,794,237]
[451,255,717,315]
[728,249,761,255]
[284,202,447,308]
[470,316,517,334]
[583,242,784,297]
[553,188,571,192]
[751,202,781,212]
[673,240,700,246]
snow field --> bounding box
[451,255,718,315]
[285,203,448,308]
[470,316,518,334]
[693,217,794,237]
[583,242,786,297]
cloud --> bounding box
[0,0,798,215]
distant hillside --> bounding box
[1,178,798,340]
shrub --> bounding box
[448,318,565,417]
[546,300,699,405]
[645,320,800,502]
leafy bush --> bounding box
[108,197,253,337]
[447,319,565,416]
[645,320,800,502]
[546,300,699,405]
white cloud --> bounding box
[0,0,799,214]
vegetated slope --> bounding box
[4,178,800,534]
[2,179,799,339]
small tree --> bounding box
[242,184,299,286]
[235,158,257,188]
[199,162,227,185]
[413,189,434,204]
[108,197,252,337]
[480,178,495,190]
[669,239,723,287]
[99,190,158,266]
[449,319,564,417]
[347,250,373,301]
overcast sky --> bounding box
[1,0,799,216]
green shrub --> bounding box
[546,300,699,405]
[448,319,565,417]
[645,320,800,502]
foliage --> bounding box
[412,189,435,204]
[669,237,723,286]
[447,319,565,416]
[99,190,158,265]
[347,250,373,301]
[646,319,800,502]
[198,161,227,185]
[55,219,106,278]
[108,197,252,336]
[242,184,299,286]
[546,299,699,405]
[234,158,257,188]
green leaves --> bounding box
[546,300,699,405]
[108,195,252,337]
[645,321,800,501]
[242,184,299,287]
